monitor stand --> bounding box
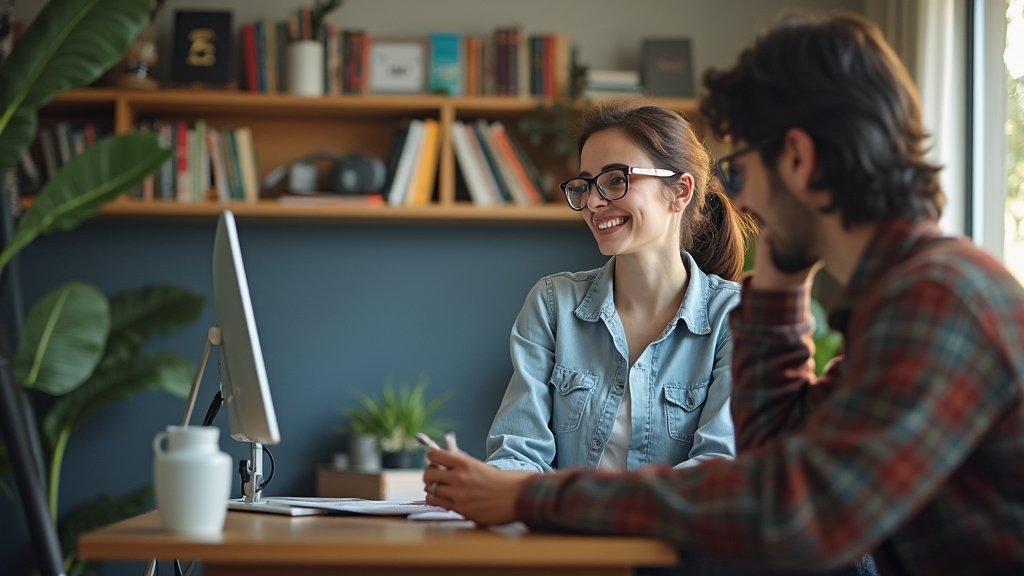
[226,441,327,516]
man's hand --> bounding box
[422,450,535,526]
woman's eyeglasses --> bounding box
[559,166,678,211]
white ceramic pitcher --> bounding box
[153,425,232,535]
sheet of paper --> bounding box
[288,499,446,516]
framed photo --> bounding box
[641,38,694,98]
[171,10,233,86]
[368,37,427,94]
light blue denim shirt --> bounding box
[485,251,738,472]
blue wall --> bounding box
[0,216,604,574]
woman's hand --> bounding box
[422,450,535,526]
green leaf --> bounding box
[58,484,152,574]
[0,133,172,270]
[0,0,151,171]
[14,282,109,395]
[99,285,204,372]
[42,352,193,447]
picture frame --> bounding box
[641,38,694,98]
[171,10,233,86]
[368,37,428,94]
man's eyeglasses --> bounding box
[714,135,782,197]
[560,166,679,211]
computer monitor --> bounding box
[213,209,279,446]
[208,210,320,516]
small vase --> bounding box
[287,40,324,96]
[349,434,381,472]
[153,425,232,535]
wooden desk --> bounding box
[78,510,680,576]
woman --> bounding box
[484,102,753,473]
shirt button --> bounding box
[615,384,624,392]
[560,383,568,392]
[685,398,695,408]
[592,439,601,449]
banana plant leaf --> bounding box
[0,132,172,271]
[41,352,194,449]
[14,281,109,396]
[57,484,152,576]
[0,0,150,172]
[98,286,205,373]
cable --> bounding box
[256,446,275,492]
[201,391,223,426]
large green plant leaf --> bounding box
[0,132,171,271]
[14,281,109,395]
[0,0,150,171]
[98,285,205,373]
[42,352,193,447]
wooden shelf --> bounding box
[85,198,585,225]
[38,89,698,224]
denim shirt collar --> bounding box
[574,251,713,335]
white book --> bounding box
[451,121,500,205]
[475,119,529,205]
[386,119,425,206]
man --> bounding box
[424,12,1024,575]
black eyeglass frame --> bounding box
[559,166,679,211]
[714,134,784,197]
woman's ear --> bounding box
[670,173,695,211]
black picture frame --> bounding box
[171,10,233,86]
[641,38,694,98]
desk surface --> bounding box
[78,510,679,576]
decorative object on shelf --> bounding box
[641,37,695,98]
[368,37,427,94]
[0,0,188,572]
[101,0,166,90]
[286,39,324,96]
[263,149,387,196]
[343,374,453,469]
[170,9,233,87]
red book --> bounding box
[243,23,259,93]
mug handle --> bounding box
[153,431,169,455]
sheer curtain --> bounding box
[866,0,967,237]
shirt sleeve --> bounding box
[515,274,1019,571]
[678,308,737,465]
[485,278,558,473]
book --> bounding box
[429,33,462,96]
[488,121,542,203]
[471,119,513,203]
[450,120,501,205]
[406,118,441,205]
[475,119,528,204]
[316,467,425,501]
[233,126,259,202]
[386,118,425,206]
[641,38,694,98]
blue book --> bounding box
[429,33,462,96]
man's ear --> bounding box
[777,128,823,205]
[670,173,695,211]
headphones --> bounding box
[263,151,386,195]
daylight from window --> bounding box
[1005,0,1024,280]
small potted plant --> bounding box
[344,375,453,469]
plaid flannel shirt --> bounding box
[516,219,1024,575]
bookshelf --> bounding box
[35,88,699,224]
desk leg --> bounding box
[206,565,637,576]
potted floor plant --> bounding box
[0,1,197,574]
[345,375,452,469]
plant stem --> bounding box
[49,423,72,522]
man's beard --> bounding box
[767,171,819,274]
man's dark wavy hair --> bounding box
[699,12,944,226]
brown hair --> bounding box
[700,12,943,225]
[575,101,755,280]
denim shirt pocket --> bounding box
[550,367,598,433]
[664,382,710,443]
